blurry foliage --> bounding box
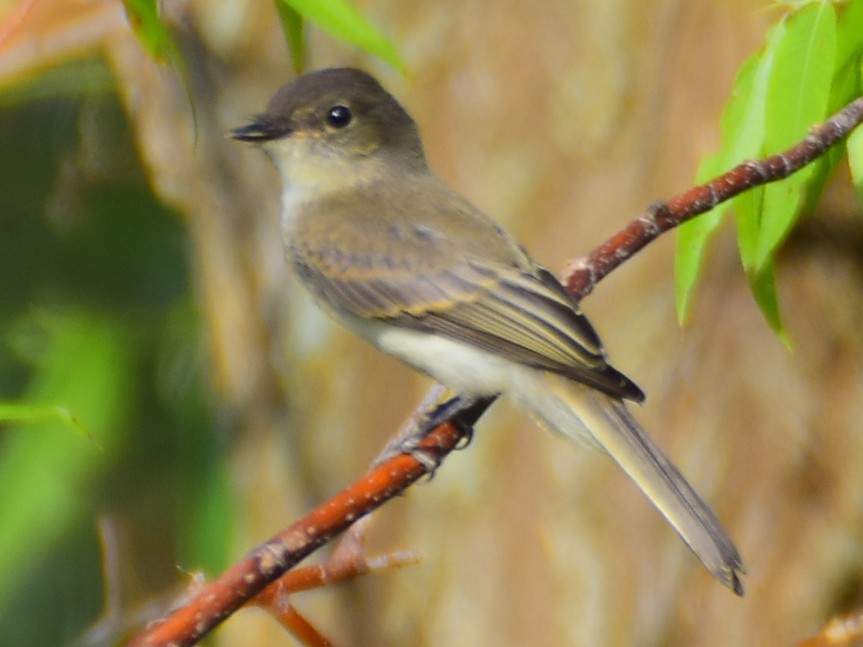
[273,0,405,72]
[121,0,404,76]
[0,60,232,645]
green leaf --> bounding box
[826,0,863,212]
[674,201,727,323]
[278,0,405,72]
[750,2,836,271]
[809,0,863,212]
[849,53,863,212]
[121,0,197,128]
[850,123,863,212]
[678,2,856,333]
[735,181,763,270]
[812,0,863,212]
[122,0,180,64]
[831,0,863,111]
[747,261,789,348]
[276,2,307,73]
[675,52,770,321]
[0,402,88,439]
[0,309,135,616]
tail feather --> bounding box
[515,373,745,594]
[594,395,745,595]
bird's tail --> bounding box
[512,372,745,595]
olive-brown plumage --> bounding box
[233,67,744,594]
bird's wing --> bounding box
[290,203,643,402]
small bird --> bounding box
[232,67,744,595]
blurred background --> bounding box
[1,0,862,645]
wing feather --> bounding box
[293,246,643,401]
[287,180,643,401]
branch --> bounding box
[562,96,863,298]
[126,95,863,647]
[126,401,486,647]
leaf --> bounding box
[276,2,306,73]
[674,199,727,324]
[849,52,863,213]
[279,0,405,72]
[735,181,763,270]
[850,123,863,212]
[0,402,88,439]
[730,2,837,340]
[0,309,135,616]
[749,2,836,272]
[121,0,179,64]
[121,0,197,128]
[747,261,790,347]
[675,51,770,322]
[830,0,863,111]
[804,0,863,214]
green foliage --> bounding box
[125,0,405,74]
[849,5,863,207]
[675,0,863,334]
[121,0,185,66]
[0,309,135,616]
[276,2,308,73]
[0,401,85,436]
[851,116,863,205]
[121,0,198,128]
[0,65,230,645]
[275,0,405,72]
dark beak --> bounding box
[230,117,289,142]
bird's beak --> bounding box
[230,117,289,142]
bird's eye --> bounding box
[326,105,352,129]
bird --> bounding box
[231,67,745,595]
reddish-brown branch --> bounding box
[251,521,419,645]
[265,602,336,647]
[126,420,464,647]
[127,95,863,646]
[562,96,863,298]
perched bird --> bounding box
[232,67,744,595]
